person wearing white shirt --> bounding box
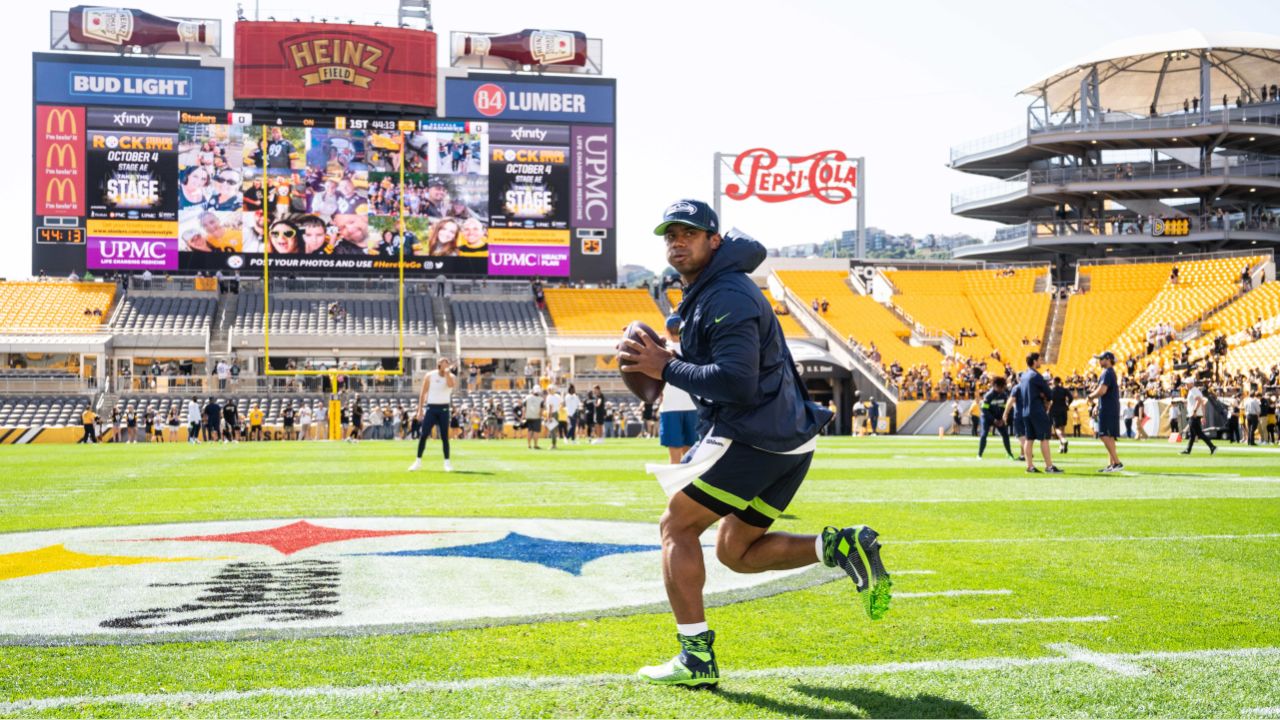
[545,388,563,450]
[314,402,327,441]
[186,398,202,444]
[368,402,383,440]
[523,390,544,450]
[410,358,456,471]
[659,316,700,463]
[299,403,313,441]
[564,385,582,443]
[1181,378,1217,455]
[1244,393,1262,445]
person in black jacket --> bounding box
[621,199,891,689]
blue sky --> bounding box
[7,0,1274,279]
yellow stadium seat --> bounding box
[0,282,116,332]
[543,289,666,336]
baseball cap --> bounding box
[1094,350,1116,361]
[653,199,719,236]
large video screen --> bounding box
[34,112,614,280]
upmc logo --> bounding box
[474,83,506,117]
[35,106,86,216]
[86,236,177,271]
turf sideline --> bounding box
[3,645,1278,713]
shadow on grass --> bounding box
[716,683,984,719]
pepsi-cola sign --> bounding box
[725,149,859,205]
[445,77,614,123]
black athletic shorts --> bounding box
[526,419,543,432]
[1022,414,1052,441]
[683,442,813,528]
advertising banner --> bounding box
[34,55,226,109]
[445,77,614,123]
[35,106,86,217]
[571,125,612,229]
[234,23,437,110]
[86,116,179,222]
[86,234,179,271]
[488,239,570,277]
[488,125,570,230]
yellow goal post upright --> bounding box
[257,125,410,439]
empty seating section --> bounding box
[0,282,115,331]
[233,295,436,335]
[543,289,665,335]
[0,396,90,426]
[1056,257,1259,373]
[1222,334,1280,376]
[775,270,943,373]
[760,289,807,338]
[666,289,682,310]
[453,300,542,335]
[882,268,1049,365]
[112,295,216,334]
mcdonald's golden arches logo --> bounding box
[45,107,78,135]
[46,143,77,169]
[45,177,78,205]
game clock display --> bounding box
[36,227,84,244]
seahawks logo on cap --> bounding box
[667,201,698,216]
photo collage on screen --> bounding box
[367,124,490,259]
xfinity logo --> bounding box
[505,126,548,142]
[112,111,155,128]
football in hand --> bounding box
[618,320,667,404]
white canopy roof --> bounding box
[1020,30,1280,114]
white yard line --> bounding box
[974,615,1113,625]
[894,532,1280,546]
[896,589,1013,598]
[1243,707,1280,717]
[3,645,1278,712]
[1045,642,1149,676]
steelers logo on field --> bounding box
[0,518,822,645]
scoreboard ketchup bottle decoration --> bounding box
[454,29,587,67]
[69,5,217,47]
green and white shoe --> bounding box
[637,630,719,688]
[822,525,893,620]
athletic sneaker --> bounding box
[407,459,421,472]
[1025,467,1041,473]
[443,460,452,472]
[1045,465,1064,474]
[821,525,892,620]
[1111,462,1124,472]
[637,631,719,688]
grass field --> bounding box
[1,435,1278,718]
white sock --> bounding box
[815,534,825,563]
[676,621,708,636]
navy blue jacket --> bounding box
[1015,369,1051,419]
[662,230,832,452]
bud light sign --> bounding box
[487,244,570,277]
[87,236,178,270]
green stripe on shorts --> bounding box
[749,496,783,520]
[691,479,749,510]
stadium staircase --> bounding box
[1041,294,1068,365]
[208,291,237,355]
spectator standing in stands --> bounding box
[1181,378,1217,456]
[78,406,97,444]
[223,401,240,444]
[187,398,202,444]
[524,362,536,390]
[523,387,544,450]
[1088,351,1124,472]
[468,362,479,392]
[215,359,230,391]
[411,359,456,471]
[203,397,221,443]
[248,402,264,441]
